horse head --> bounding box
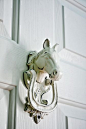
[31,39,62,82]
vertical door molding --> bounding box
[57,103,86,129]
[58,0,86,18]
[7,0,20,129]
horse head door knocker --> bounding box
[23,39,62,124]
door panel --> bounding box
[0,0,13,38]
[0,0,4,21]
[68,117,86,129]
[0,89,9,129]
[0,0,14,87]
[56,2,86,104]
[56,1,86,129]
[0,36,27,89]
[0,1,13,129]
[64,7,86,57]
[57,103,86,129]
[15,0,59,129]
[58,58,86,104]
[3,0,13,38]
[19,0,55,50]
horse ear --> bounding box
[52,43,59,51]
[43,39,50,49]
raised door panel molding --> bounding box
[64,7,86,57]
[0,82,14,90]
[68,117,86,129]
[58,103,86,121]
[58,97,86,110]
[54,0,64,52]
[59,49,86,70]
[57,103,86,129]
[58,0,86,18]
[58,49,86,104]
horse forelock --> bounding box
[27,51,37,65]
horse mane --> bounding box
[27,51,37,66]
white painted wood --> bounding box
[0,1,10,38]
[0,0,21,90]
[15,0,62,128]
[0,82,14,90]
[0,0,13,38]
[3,0,13,38]
[59,0,86,18]
[0,0,4,20]
[56,3,86,104]
[77,0,86,6]
[0,89,9,129]
[0,36,28,90]
[68,117,86,129]
[57,58,86,104]
[19,0,55,51]
[16,96,58,129]
[0,1,13,129]
[57,49,86,104]
[57,103,86,129]
[58,103,86,120]
[54,0,64,51]
[64,7,86,57]
[59,49,86,70]
[54,1,86,128]
[12,0,20,42]
[0,0,85,128]
[14,0,86,128]
[57,106,66,129]
[0,22,9,38]
[58,97,86,110]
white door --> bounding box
[0,0,13,129]
[0,0,86,129]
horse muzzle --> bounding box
[49,69,63,81]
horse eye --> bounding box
[44,52,47,54]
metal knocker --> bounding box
[23,39,62,124]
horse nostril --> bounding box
[49,74,51,78]
[53,70,57,75]
[55,71,57,74]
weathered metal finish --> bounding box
[23,39,62,124]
